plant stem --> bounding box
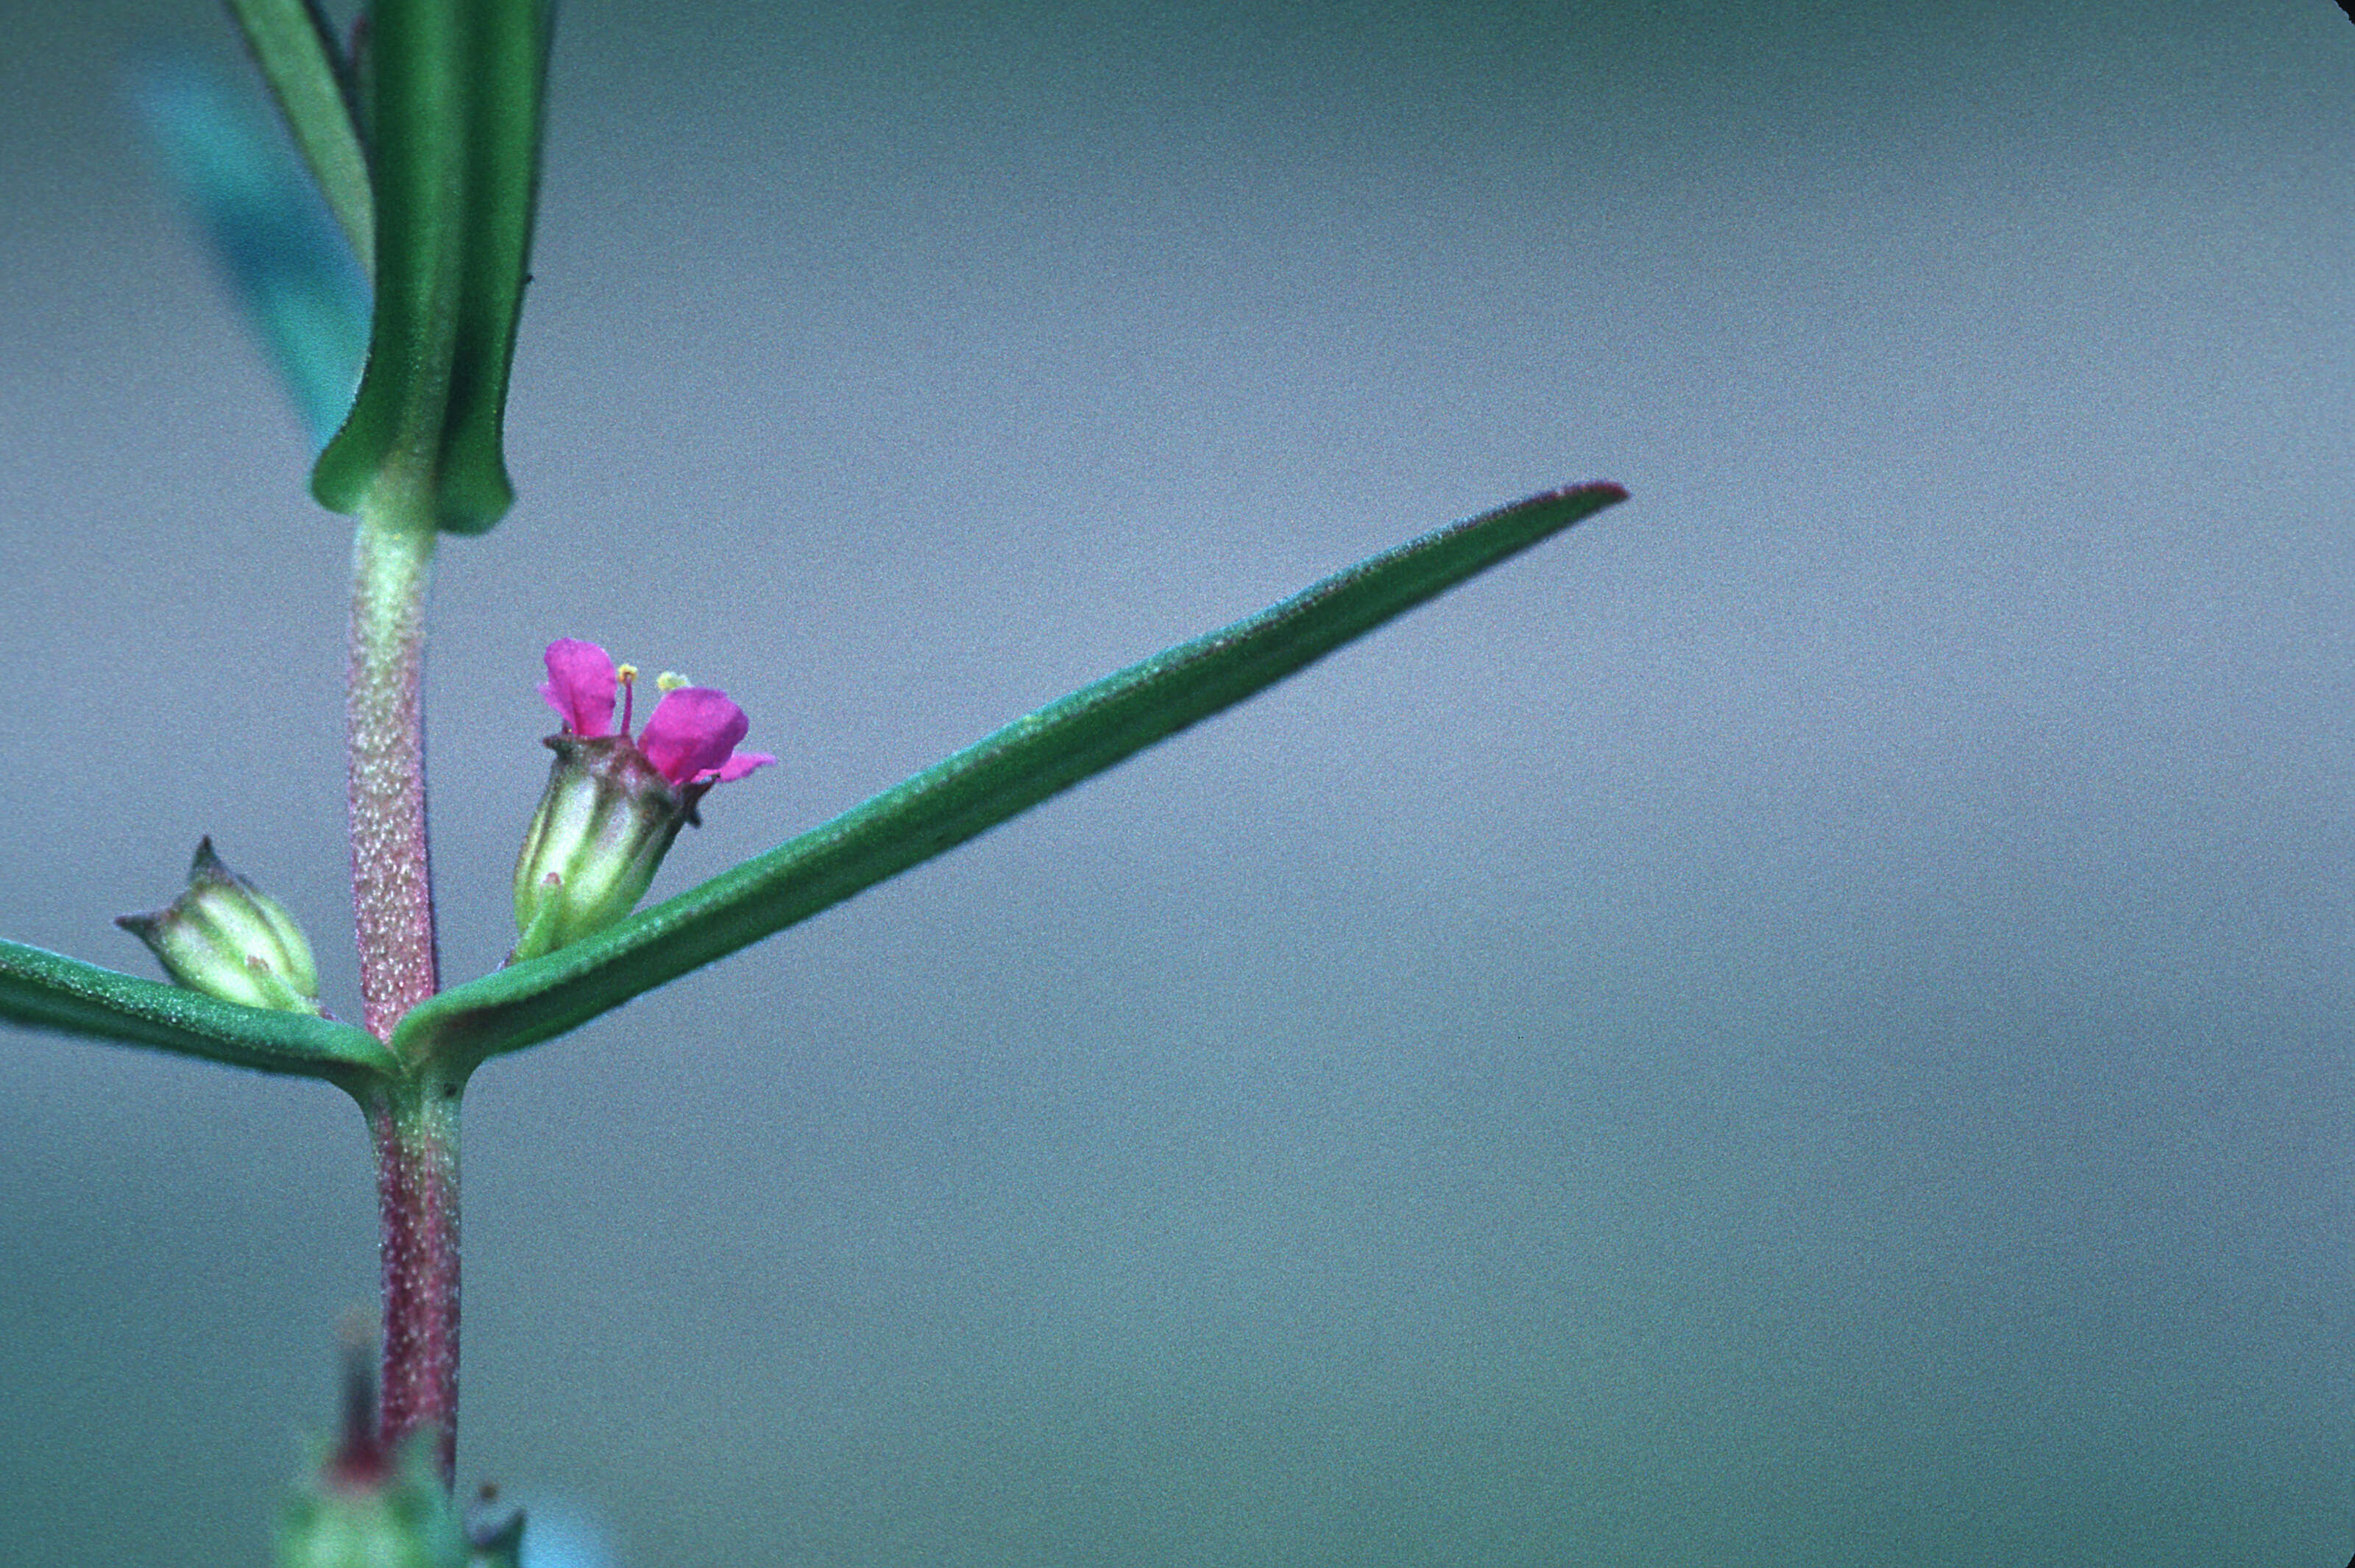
[347,490,458,1482]
[367,1076,462,1486]
[348,498,441,1041]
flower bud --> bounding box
[277,1336,467,1568]
[510,734,693,962]
[116,838,325,1014]
[277,1441,468,1568]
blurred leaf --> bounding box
[0,938,396,1088]
[134,62,371,450]
[311,0,553,534]
[224,0,374,272]
[397,483,1628,1071]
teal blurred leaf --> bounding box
[224,0,374,272]
[311,0,553,534]
[396,483,1627,1072]
[135,62,371,450]
[0,938,396,1088]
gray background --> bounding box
[4,1,2354,1564]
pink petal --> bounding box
[701,751,777,784]
[542,639,617,736]
[638,687,751,787]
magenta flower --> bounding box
[539,636,776,794]
[511,639,775,961]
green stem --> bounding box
[365,1075,463,1486]
[347,497,441,1042]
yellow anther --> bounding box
[656,671,690,692]
[615,662,640,684]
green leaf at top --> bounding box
[396,482,1626,1074]
[0,939,397,1090]
[311,0,553,535]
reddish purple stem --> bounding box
[369,1085,461,1486]
[347,508,457,1483]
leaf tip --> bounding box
[1542,478,1629,507]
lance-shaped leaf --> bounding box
[311,0,552,534]
[0,939,397,1089]
[397,482,1626,1072]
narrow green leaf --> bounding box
[134,62,371,450]
[0,939,396,1088]
[224,0,375,273]
[397,483,1626,1070]
[311,0,553,534]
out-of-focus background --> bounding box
[5,2,2354,1564]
